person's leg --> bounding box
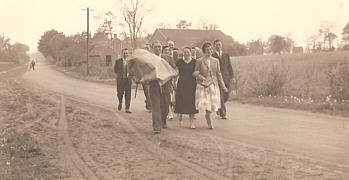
[116,79,124,110]
[160,92,170,128]
[178,114,183,126]
[142,82,151,111]
[125,79,132,113]
[220,88,227,118]
[149,81,162,133]
[205,110,213,129]
[189,114,195,129]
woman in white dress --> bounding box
[192,42,228,129]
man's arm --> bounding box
[114,60,118,74]
[227,55,234,80]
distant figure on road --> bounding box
[114,48,132,113]
[29,59,36,71]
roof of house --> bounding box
[149,29,233,48]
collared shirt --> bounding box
[217,50,222,57]
[122,58,127,78]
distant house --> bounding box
[292,46,303,54]
[148,29,234,49]
[89,33,124,66]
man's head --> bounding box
[213,39,222,52]
[191,47,197,57]
[162,45,170,56]
[167,40,174,49]
[144,43,151,51]
[152,40,162,56]
[122,48,129,59]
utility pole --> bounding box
[82,7,94,75]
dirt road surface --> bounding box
[5,61,349,179]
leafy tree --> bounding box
[176,19,192,29]
[247,39,264,55]
[9,43,30,63]
[0,35,29,63]
[267,34,292,54]
[0,35,11,61]
[37,29,66,61]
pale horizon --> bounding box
[1,0,348,52]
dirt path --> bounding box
[57,95,99,180]
[16,61,349,178]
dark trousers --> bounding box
[149,81,170,132]
[149,81,162,132]
[218,82,230,117]
[117,78,131,110]
[142,82,151,110]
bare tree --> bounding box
[342,22,349,50]
[207,24,219,30]
[318,21,337,51]
[94,11,117,39]
[118,0,152,49]
[156,22,172,29]
[197,17,208,30]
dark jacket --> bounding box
[160,54,176,93]
[212,52,234,86]
[114,58,130,81]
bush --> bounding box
[327,59,349,101]
[248,63,289,96]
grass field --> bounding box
[230,51,349,116]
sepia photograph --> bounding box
[0,0,349,179]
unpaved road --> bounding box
[16,61,349,179]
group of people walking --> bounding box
[114,39,234,134]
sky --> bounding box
[1,0,348,52]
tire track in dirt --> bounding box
[57,95,99,180]
[64,95,228,180]
[112,111,230,180]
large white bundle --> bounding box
[128,49,177,85]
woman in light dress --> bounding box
[192,42,228,129]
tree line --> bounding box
[0,35,30,64]
[37,29,86,65]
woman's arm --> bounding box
[192,59,205,81]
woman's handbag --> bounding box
[199,78,214,88]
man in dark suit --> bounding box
[149,40,176,134]
[114,48,132,113]
[213,39,234,119]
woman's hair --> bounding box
[162,45,169,53]
[182,46,191,52]
[201,41,212,53]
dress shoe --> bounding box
[221,116,227,119]
[118,104,122,111]
[125,109,132,113]
[162,124,167,129]
[153,131,161,135]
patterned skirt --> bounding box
[195,82,221,112]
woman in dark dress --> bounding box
[175,47,198,129]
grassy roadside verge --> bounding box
[0,69,68,179]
